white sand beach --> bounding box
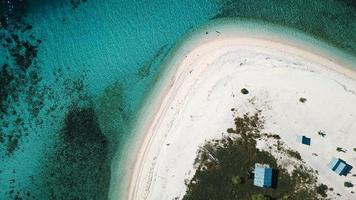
[122,24,356,200]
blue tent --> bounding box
[254,164,273,188]
[328,157,353,176]
[297,135,311,145]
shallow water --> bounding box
[0,0,355,199]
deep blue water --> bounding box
[0,0,355,199]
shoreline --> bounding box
[115,20,356,200]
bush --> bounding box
[344,182,354,188]
[241,88,249,95]
[286,149,302,160]
[336,147,346,153]
[227,128,235,133]
[316,184,328,197]
[299,97,307,103]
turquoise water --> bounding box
[0,0,355,199]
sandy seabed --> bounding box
[121,24,356,200]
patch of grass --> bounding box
[262,133,281,140]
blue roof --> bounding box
[328,157,353,176]
[254,165,273,188]
[297,135,311,145]
[328,157,340,171]
[335,162,346,175]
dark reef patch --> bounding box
[0,132,4,143]
[42,106,110,200]
[70,0,87,10]
[96,81,131,150]
[0,0,43,156]
[62,107,105,145]
[137,44,172,79]
[339,0,356,9]
[1,2,110,199]
[6,135,20,155]
[0,0,27,29]
[0,64,15,113]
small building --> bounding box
[297,135,311,145]
[253,163,273,188]
[328,157,352,176]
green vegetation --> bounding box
[316,184,328,198]
[344,182,354,188]
[272,140,303,161]
[318,130,326,137]
[299,97,307,103]
[227,128,235,133]
[286,149,302,161]
[262,133,281,140]
[336,147,347,153]
[183,110,326,200]
[241,88,249,95]
[231,175,242,185]
[353,148,356,152]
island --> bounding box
[122,20,356,200]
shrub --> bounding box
[336,147,347,153]
[227,128,235,133]
[299,97,307,103]
[316,184,328,197]
[241,88,249,95]
[286,149,302,160]
[344,182,354,188]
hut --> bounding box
[328,157,352,176]
[297,135,311,145]
[253,164,273,188]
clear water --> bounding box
[0,0,355,199]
